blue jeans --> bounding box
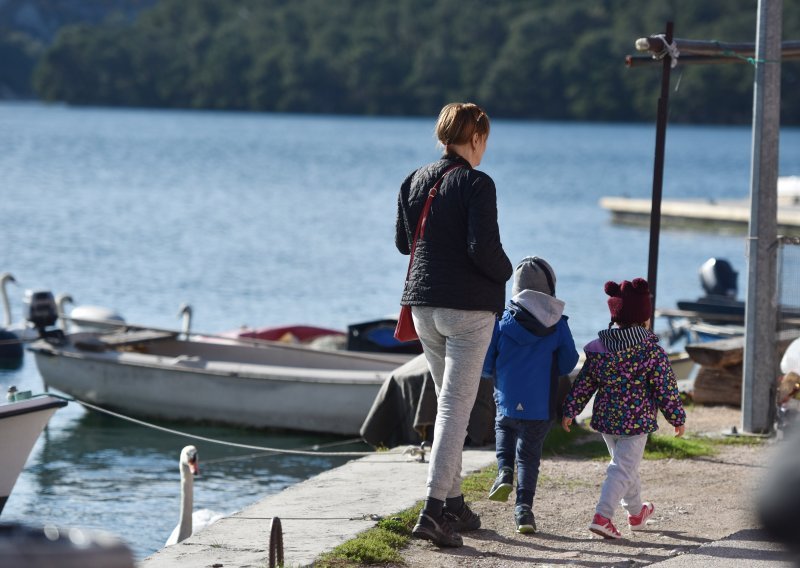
[495,414,552,508]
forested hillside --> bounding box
[6,0,800,123]
[0,0,154,97]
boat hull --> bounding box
[31,334,409,436]
[0,396,67,514]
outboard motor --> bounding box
[699,258,738,298]
[24,290,62,340]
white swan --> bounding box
[165,445,224,546]
[1,272,15,328]
[178,303,192,339]
[55,293,74,332]
[0,272,37,341]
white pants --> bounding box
[412,306,495,501]
[596,433,648,520]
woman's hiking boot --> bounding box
[443,501,481,531]
[411,512,463,547]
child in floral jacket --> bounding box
[561,278,686,539]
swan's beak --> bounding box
[189,458,199,476]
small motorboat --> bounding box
[659,257,800,347]
[26,294,413,436]
[658,258,747,346]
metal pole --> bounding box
[646,21,673,326]
[743,0,782,434]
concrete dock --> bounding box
[140,446,496,567]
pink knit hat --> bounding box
[605,278,652,325]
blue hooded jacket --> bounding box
[482,289,579,421]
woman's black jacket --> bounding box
[395,154,512,314]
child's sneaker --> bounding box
[628,502,655,531]
[589,513,622,539]
[514,505,536,534]
[488,467,513,502]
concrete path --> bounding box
[141,446,496,567]
[651,528,794,567]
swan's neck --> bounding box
[1,282,10,328]
[177,462,194,543]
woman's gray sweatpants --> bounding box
[596,432,648,520]
[412,306,496,501]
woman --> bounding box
[395,102,512,547]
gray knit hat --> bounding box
[512,256,556,297]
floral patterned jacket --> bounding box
[562,328,686,436]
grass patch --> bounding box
[315,505,420,567]
[542,423,609,459]
[461,466,497,501]
[644,433,714,459]
[643,431,762,459]
[712,434,766,446]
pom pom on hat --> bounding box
[606,278,652,325]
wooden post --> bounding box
[742,0,782,434]
[646,21,674,326]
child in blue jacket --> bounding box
[482,256,579,533]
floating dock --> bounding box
[601,176,800,235]
[600,196,800,235]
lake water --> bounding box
[1,102,799,559]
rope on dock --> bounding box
[40,392,376,457]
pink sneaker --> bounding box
[628,502,655,531]
[589,513,622,539]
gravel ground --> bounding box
[391,406,778,567]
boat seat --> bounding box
[75,329,178,352]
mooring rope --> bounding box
[650,33,680,68]
[38,392,376,458]
[713,40,782,66]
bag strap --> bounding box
[405,164,464,281]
